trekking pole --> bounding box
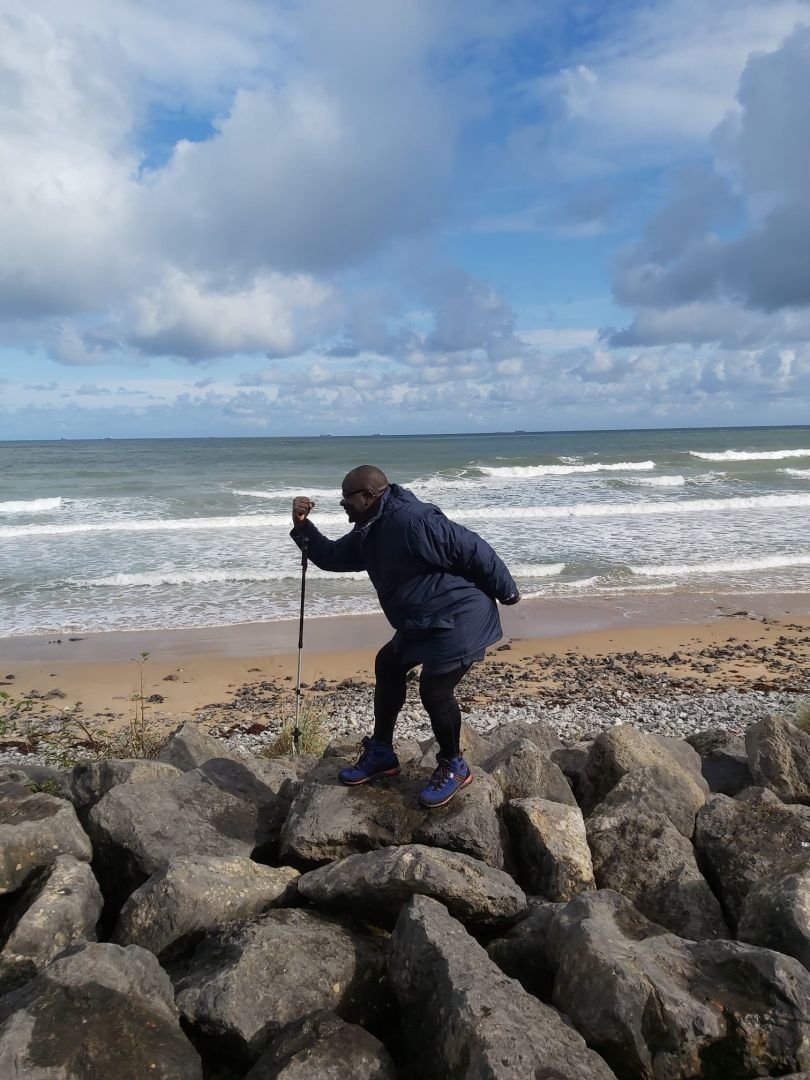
[293,537,309,754]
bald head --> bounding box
[342,465,389,497]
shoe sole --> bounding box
[418,771,473,808]
[340,765,401,786]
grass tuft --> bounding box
[261,699,330,758]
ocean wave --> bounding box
[232,487,341,501]
[65,567,368,587]
[622,475,686,488]
[688,448,810,461]
[477,460,655,478]
[0,497,62,514]
[453,492,810,521]
[508,562,566,578]
[782,468,810,479]
[631,553,810,578]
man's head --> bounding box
[340,465,389,524]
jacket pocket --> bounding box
[401,614,456,631]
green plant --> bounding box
[261,698,330,758]
[25,778,65,798]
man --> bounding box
[291,465,520,808]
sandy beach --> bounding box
[2,591,809,756]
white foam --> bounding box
[509,562,566,578]
[478,460,655,478]
[232,487,341,501]
[622,475,686,488]
[0,497,62,514]
[454,492,810,522]
[631,554,810,578]
[688,448,810,462]
[66,567,368,587]
[0,511,343,539]
[783,468,810,479]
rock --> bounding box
[547,889,810,1080]
[0,942,202,1078]
[0,855,103,993]
[417,721,491,765]
[746,714,810,803]
[695,788,810,930]
[280,760,508,870]
[88,758,290,900]
[64,758,183,811]
[550,741,591,790]
[486,899,563,1000]
[158,720,241,770]
[113,855,299,958]
[245,1010,395,1079]
[175,909,390,1065]
[502,798,595,900]
[0,789,91,895]
[298,844,526,930]
[480,737,576,805]
[579,726,707,813]
[738,862,810,970]
[586,801,729,940]
[686,729,753,795]
[482,719,563,757]
[0,764,64,790]
[388,894,616,1078]
[589,763,706,838]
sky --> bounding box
[2,0,810,439]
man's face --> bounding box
[340,483,373,523]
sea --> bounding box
[1,426,809,639]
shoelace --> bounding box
[353,736,372,766]
[428,764,454,790]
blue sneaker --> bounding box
[418,755,472,808]
[338,736,400,786]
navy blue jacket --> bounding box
[290,484,518,673]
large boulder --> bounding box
[746,714,810,803]
[388,894,616,1079]
[0,942,202,1078]
[298,844,526,930]
[280,759,508,870]
[580,726,707,813]
[502,798,595,900]
[686,729,753,796]
[0,789,91,895]
[175,909,390,1066]
[0,855,103,993]
[245,1010,395,1079]
[113,855,299,958]
[157,720,242,770]
[589,763,706,839]
[64,758,183,812]
[586,800,729,940]
[547,889,810,1080]
[738,862,810,970]
[482,719,563,757]
[486,899,563,1001]
[695,788,810,930]
[88,758,290,899]
[480,738,576,805]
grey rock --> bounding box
[64,757,183,811]
[590,763,706,839]
[547,889,810,1080]
[480,737,577,805]
[550,741,591,789]
[298,844,526,930]
[245,1010,395,1079]
[486,899,563,1000]
[280,760,508,870]
[158,720,243,770]
[686,729,753,795]
[0,764,65,789]
[176,908,389,1064]
[0,942,202,1078]
[580,726,707,813]
[746,714,810,803]
[586,801,729,940]
[388,894,616,1079]
[88,758,290,897]
[738,862,810,970]
[695,788,810,929]
[482,719,563,757]
[0,855,103,993]
[0,789,91,895]
[113,855,299,958]
[503,798,595,901]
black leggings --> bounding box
[373,639,470,760]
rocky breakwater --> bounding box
[3,713,810,1076]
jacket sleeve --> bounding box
[289,519,365,573]
[407,512,518,602]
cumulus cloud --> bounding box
[610,24,810,347]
